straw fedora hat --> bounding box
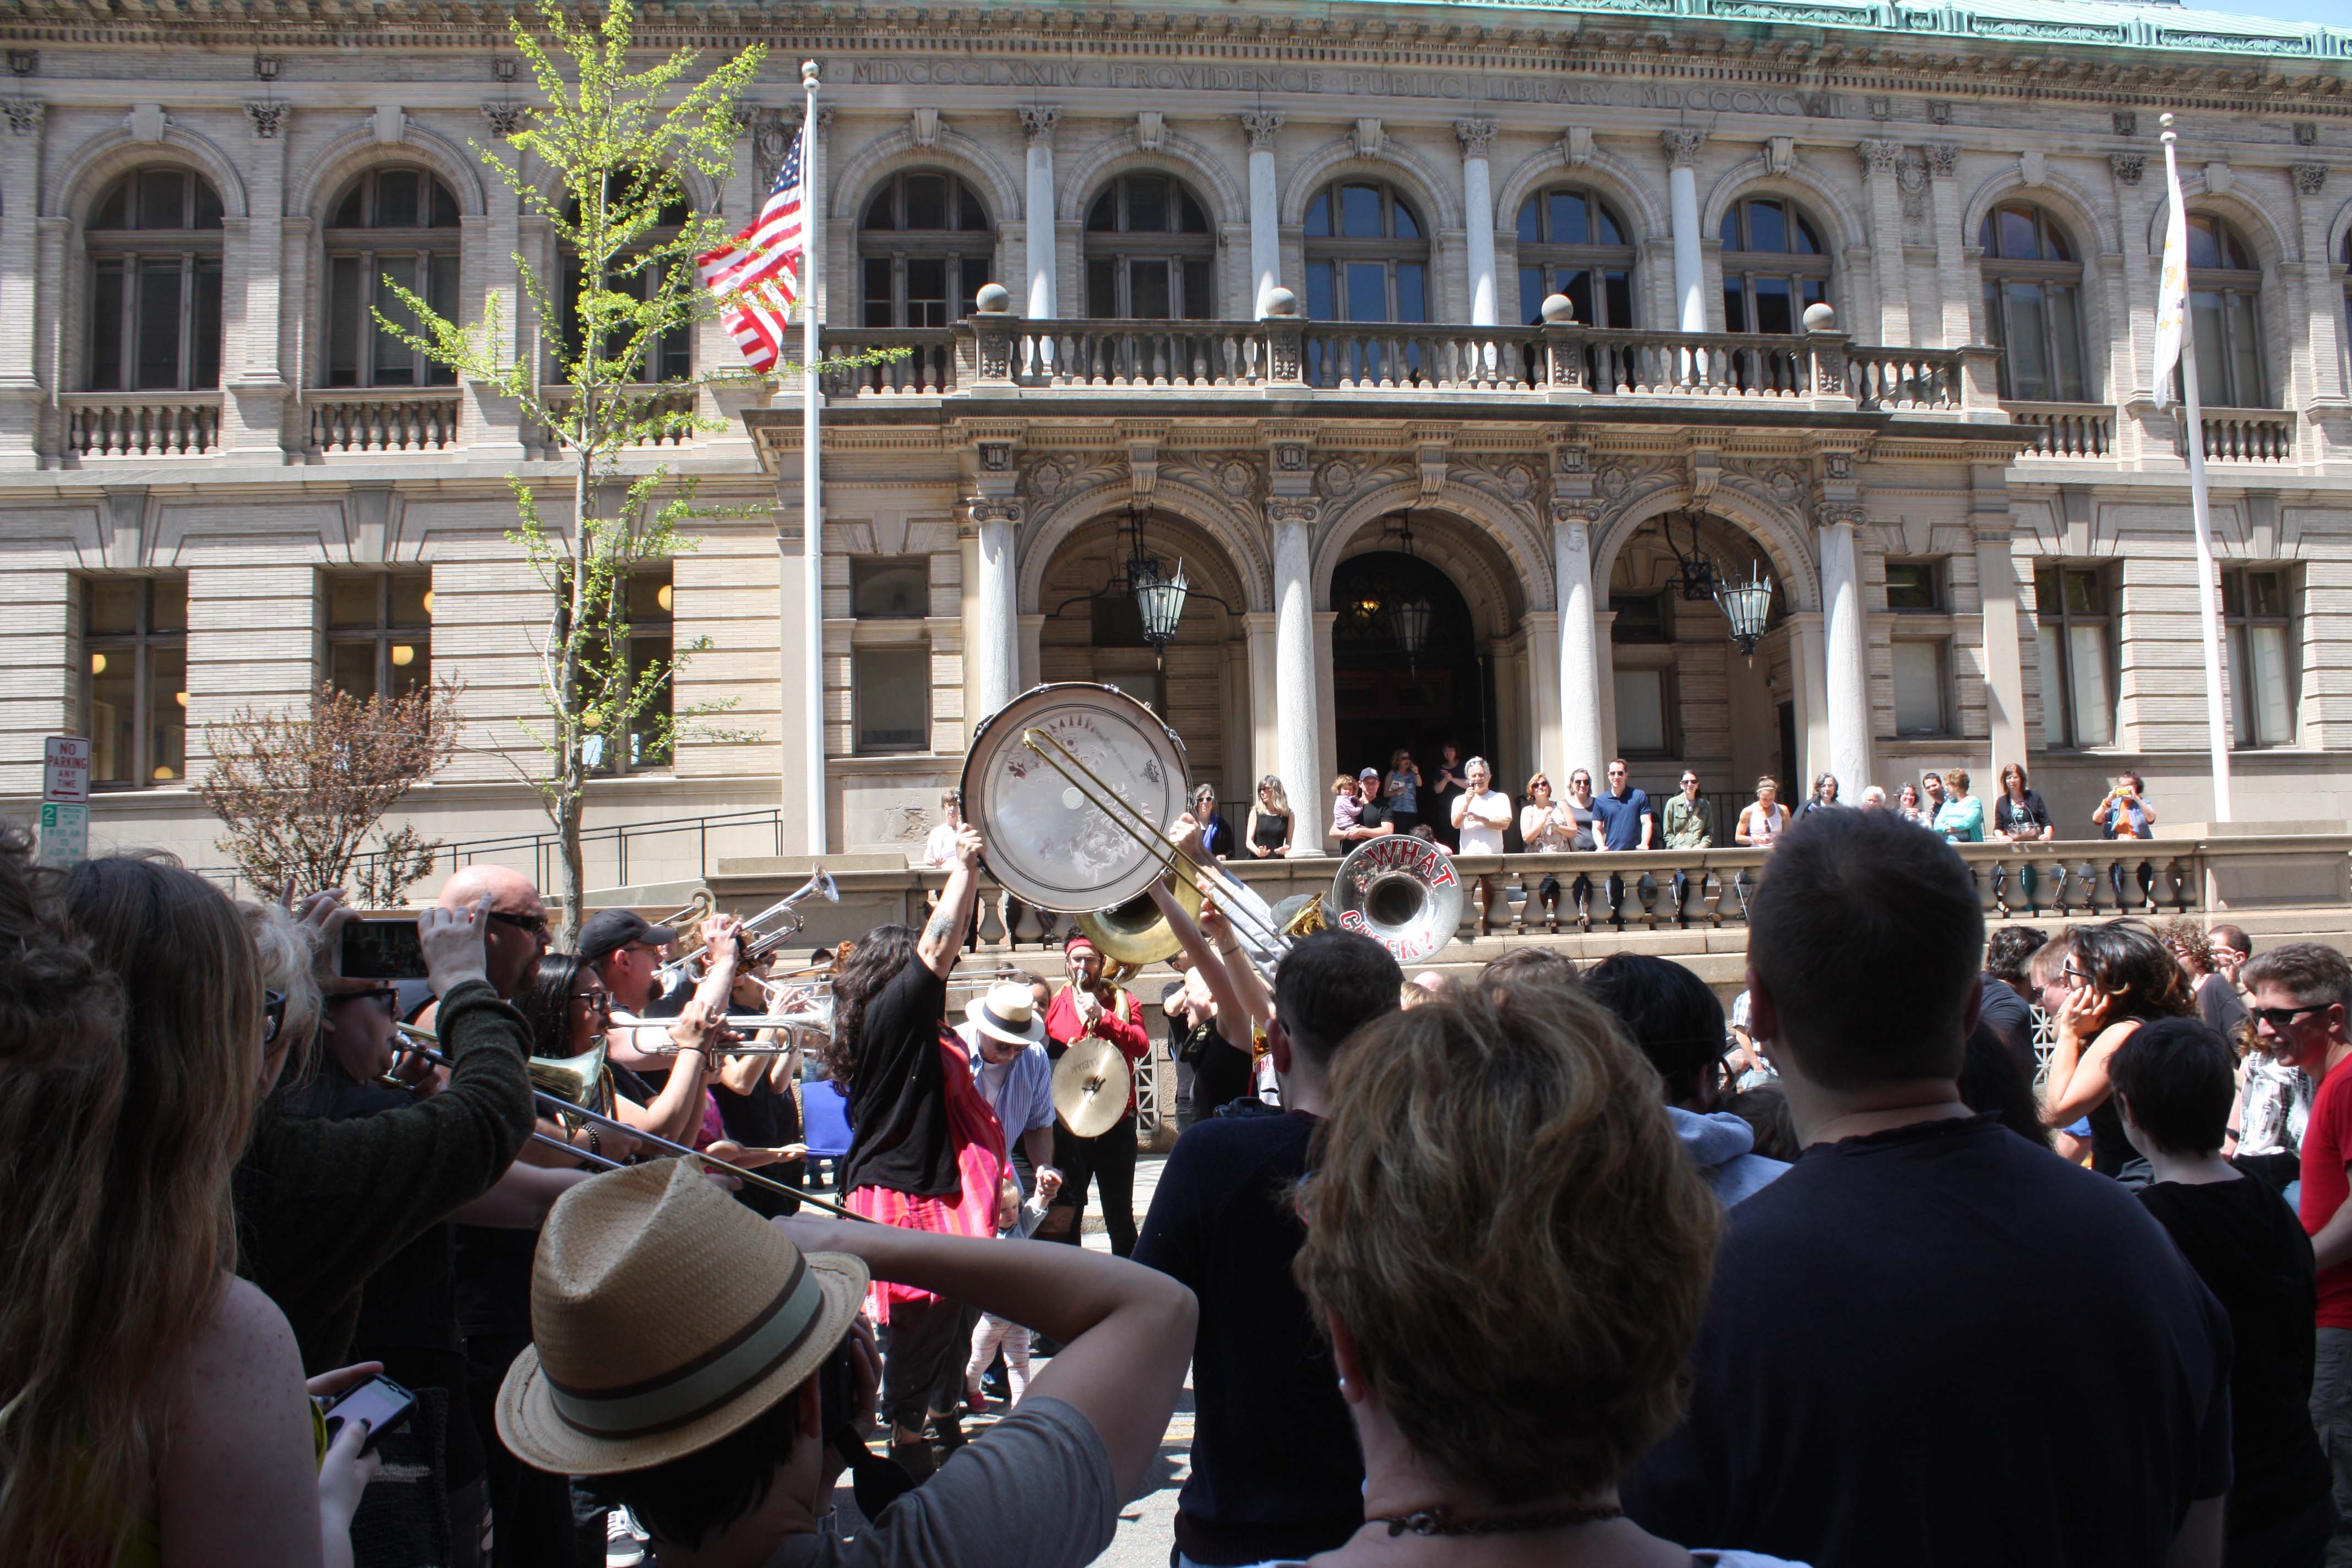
[963,979,1047,1047]
[497,1157,868,1474]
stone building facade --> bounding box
[1,0,2348,879]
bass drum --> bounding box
[962,682,1191,915]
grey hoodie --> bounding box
[1672,1106,1789,1206]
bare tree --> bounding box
[199,680,464,905]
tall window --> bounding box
[1980,204,2087,402]
[1719,195,1830,335]
[1516,187,1635,328]
[83,576,188,787]
[852,557,929,754]
[560,173,692,383]
[859,171,992,328]
[2035,565,2116,748]
[326,169,460,388]
[1084,174,1215,320]
[1303,181,1428,323]
[2181,214,2265,408]
[584,568,676,772]
[324,570,433,700]
[85,169,223,393]
[2224,567,2295,748]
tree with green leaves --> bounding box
[380,0,777,943]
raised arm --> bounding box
[919,825,987,978]
[1148,883,1261,1043]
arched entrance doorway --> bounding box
[1331,547,1489,803]
[1605,511,1792,810]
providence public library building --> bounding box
[2,0,2349,886]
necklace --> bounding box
[1370,1504,1625,1538]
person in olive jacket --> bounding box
[233,868,541,1373]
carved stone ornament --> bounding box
[1016,105,1061,146]
[1814,503,1868,530]
[252,54,280,81]
[2113,111,2138,137]
[492,56,519,83]
[1855,138,1900,175]
[1765,135,1794,176]
[970,498,1023,527]
[1554,445,1589,476]
[1823,451,1855,481]
[1136,111,1166,151]
[1028,460,1068,498]
[1897,155,1930,219]
[3,96,43,135]
[1267,497,1320,527]
[1454,117,1497,157]
[2110,152,2145,186]
[1317,459,1358,497]
[1868,95,1892,121]
[1928,99,1952,126]
[754,109,798,188]
[2293,164,2326,197]
[1353,118,1382,159]
[1660,128,1705,167]
[1217,459,1256,498]
[1926,143,1960,179]
[1239,109,1284,150]
[1550,497,1603,526]
[245,101,290,139]
[911,106,940,148]
[1274,442,1310,473]
[2295,122,2318,147]
[6,50,34,77]
[482,102,525,139]
[1597,464,1632,500]
[978,441,1015,473]
[1564,126,1594,166]
[1812,340,1849,396]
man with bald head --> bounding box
[437,864,549,1001]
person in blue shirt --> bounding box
[1591,759,1654,926]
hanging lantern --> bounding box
[1134,557,1190,651]
[1390,595,1435,669]
[1716,563,1774,658]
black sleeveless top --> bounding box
[1253,811,1289,851]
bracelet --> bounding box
[587,1129,601,1158]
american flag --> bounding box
[698,124,805,373]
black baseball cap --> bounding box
[575,908,682,966]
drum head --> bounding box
[963,683,1190,914]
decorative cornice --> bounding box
[243,99,287,138]
[2,95,41,135]
[1238,109,1283,151]
[2110,151,2146,185]
[1855,136,1900,174]
[1454,117,1497,157]
[1660,128,1706,167]
[1015,104,1060,148]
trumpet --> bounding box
[389,1022,864,1221]
[609,994,833,1055]
[654,868,841,986]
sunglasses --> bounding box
[2251,1005,2323,1032]
[487,909,550,941]
[2061,963,2090,987]
[337,987,402,1021]
[262,989,287,1044]
[570,988,614,1014]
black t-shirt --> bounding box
[1173,1015,1253,1115]
[2137,1174,2331,1538]
[1133,1112,1362,1565]
[1624,1114,2235,1568]
[1353,798,1392,834]
[1993,790,2052,837]
[1977,975,2035,1077]
[841,960,961,1199]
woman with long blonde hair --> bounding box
[0,834,376,1567]
[1245,774,1295,857]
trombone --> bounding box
[389,1021,865,1222]
[608,993,833,1055]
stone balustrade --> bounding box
[2202,407,2295,464]
[2010,401,2116,458]
[304,388,460,455]
[62,391,221,458]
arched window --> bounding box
[858,171,992,328]
[1979,204,2088,403]
[325,167,460,388]
[560,172,693,383]
[1516,186,1635,328]
[1084,173,1215,319]
[1719,195,1830,335]
[1303,181,1428,323]
[2183,213,2265,408]
[85,168,223,392]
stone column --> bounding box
[1925,143,1970,348]
[1855,138,1911,346]
[1662,130,1708,334]
[1271,500,1323,854]
[1972,464,2029,781]
[0,95,47,467]
[1816,506,1874,796]
[968,498,1021,722]
[1457,118,1499,327]
[2109,151,2157,454]
[1784,611,1829,788]
[1019,107,1060,320]
[1240,111,1283,318]
[1553,510,1603,779]
[2291,165,2343,407]
[1521,613,1560,787]
[1244,611,1280,800]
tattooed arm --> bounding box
[918,825,987,979]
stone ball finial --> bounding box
[974,282,1011,314]
[1540,292,1576,325]
[1802,301,1837,331]
[1263,286,1299,317]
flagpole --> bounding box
[799,62,827,856]
[2160,112,2234,824]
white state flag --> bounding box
[2150,151,2190,409]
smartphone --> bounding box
[320,1374,416,1455]
[340,917,427,981]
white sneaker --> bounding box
[606,1510,646,1567]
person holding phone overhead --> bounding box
[2094,771,2156,839]
[1384,749,1423,837]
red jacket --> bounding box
[1044,983,1150,1119]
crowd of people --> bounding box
[6,786,2349,1568]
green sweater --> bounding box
[1663,794,1714,849]
[234,977,535,1373]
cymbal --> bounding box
[1052,1038,1133,1140]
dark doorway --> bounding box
[1776,701,1797,792]
[1332,550,1487,795]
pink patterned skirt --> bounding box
[847,1035,1006,1313]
